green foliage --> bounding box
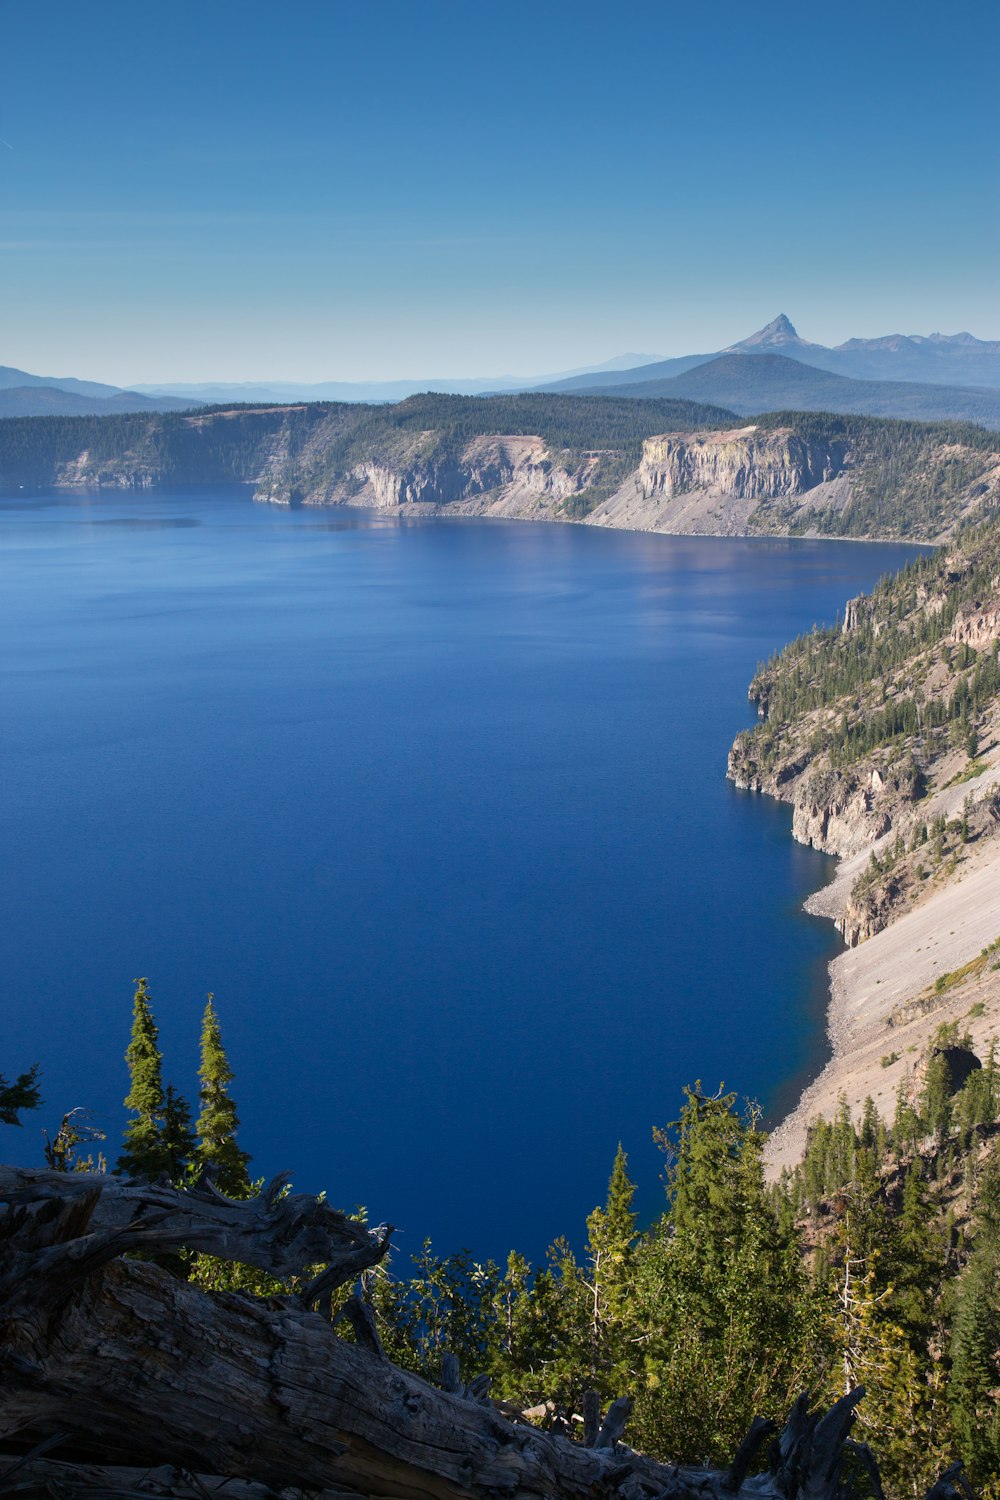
[43,1108,106,1172]
[195,995,251,1197]
[117,977,169,1178]
[735,512,1000,786]
[59,975,1000,1491]
[755,410,1000,538]
[949,1146,1000,1483]
[116,977,196,1181]
[0,1063,41,1125]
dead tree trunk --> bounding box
[0,1167,965,1500]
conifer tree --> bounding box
[162,1084,197,1181]
[116,978,195,1181]
[195,995,251,1197]
[949,1147,1000,1483]
[581,1143,638,1392]
[117,978,171,1178]
[0,1064,41,1125]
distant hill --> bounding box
[537,315,1000,397]
[0,385,195,418]
[128,354,668,407]
[0,361,195,415]
[0,363,125,399]
[561,352,1000,428]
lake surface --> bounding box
[0,489,921,1258]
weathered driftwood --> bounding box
[0,1166,968,1500]
[0,1165,392,1300]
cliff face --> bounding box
[343,437,588,511]
[729,515,1000,1174]
[637,426,847,502]
[9,399,1000,543]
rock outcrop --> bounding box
[950,596,1000,650]
[637,426,847,503]
[341,436,590,511]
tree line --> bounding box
[5,979,1000,1498]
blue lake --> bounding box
[0,489,922,1258]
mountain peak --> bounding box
[726,314,818,352]
[758,313,798,340]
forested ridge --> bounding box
[0,393,737,492]
[736,509,1000,777]
[5,978,1000,1498]
[728,504,1000,950]
[1,397,998,541]
[753,412,1000,538]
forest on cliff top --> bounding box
[1,397,998,541]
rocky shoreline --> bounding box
[726,534,1000,1171]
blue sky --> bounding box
[2,0,998,383]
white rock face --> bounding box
[637,426,846,502]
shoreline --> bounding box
[762,743,1000,1176]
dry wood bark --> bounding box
[0,1167,968,1500]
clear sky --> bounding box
[2,0,998,384]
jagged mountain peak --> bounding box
[755,313,798,340]
[725,313,821,351]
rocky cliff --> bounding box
[636,426,846,502]
[5,396,1000,543]
[258,434,594,513]
[727,514,1000,1171]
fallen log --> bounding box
[0,1167,969,1500]
[0,1165,392,1300]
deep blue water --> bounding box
[0,489,922,1258]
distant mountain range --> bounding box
[127,354,664,407]
[538,316,1000,395]
[550,351,1000,429]
[0,355,665,418]
[0,366,194,418]
[4,314,1000,425]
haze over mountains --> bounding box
[128,354,662,407]
[0,365,194,418]
[3,315,1000,424]
[553,352,1000,429]
[540,316,1000,393]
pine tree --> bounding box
[116,978,195,1181]
[195,995,251,1197]
[162,1084,197,1180]
[581,1143,638,1393]
[630,1088,813,1466]
[949,1147,1000,1482]
[0,1064,41,1125]
[117,978,171,1178]
[921,1050,953,1147]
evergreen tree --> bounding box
[196,995,251,1197]
[117,978,171,1178]
[949,1147,1000,1483]
[580,1143,638,1393]
[162,1084,197,1181]
[891,1072,921,1156]
[631,1088,814,1466]
[116,978,194,1181]
[884,1160,944,1345]
[0,1063,41,1125]
[920,1050,953,1146]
